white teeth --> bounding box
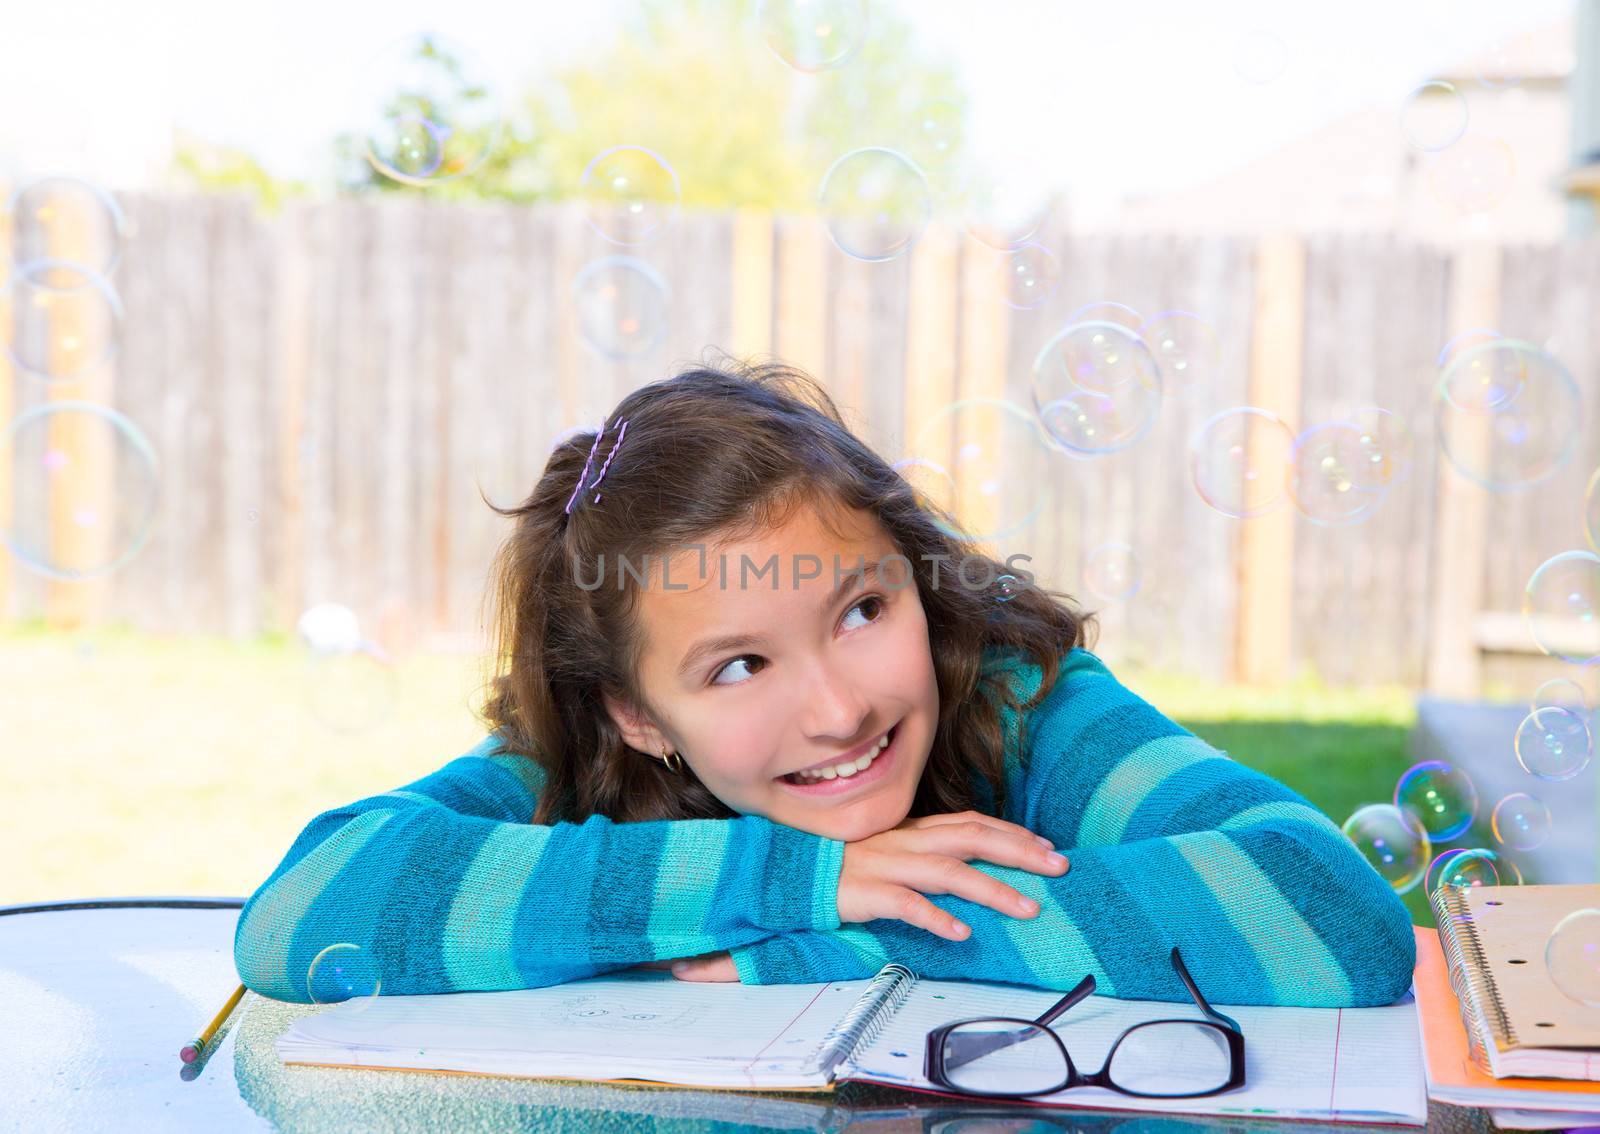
[791,729,892,783]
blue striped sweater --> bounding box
[233,648,1416,1006]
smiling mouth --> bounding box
[778,723,898,785]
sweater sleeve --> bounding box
[728,649,1416,1009]
[234,734,846,1003]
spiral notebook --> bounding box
[277,962,1428,1123]
[1429,883,1600,1082]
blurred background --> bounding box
[3,0,1597,929]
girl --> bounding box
[234,358,1415,1007]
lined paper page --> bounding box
[282,971,875,1071]
[841,978,1427,1125]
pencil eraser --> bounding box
[179,1044,199,1063]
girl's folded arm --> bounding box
[233,737,845,1003]
[729,652,1415,1009]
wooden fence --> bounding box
[2,190,1598,693]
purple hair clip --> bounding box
[564,417,630,514]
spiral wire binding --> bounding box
[805,962,919,1080]
[1430,884,1517,1070]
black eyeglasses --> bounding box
[923,946,1246,1100]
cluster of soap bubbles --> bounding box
[0,177,163,581]
[571,145,682,357]
[296,602,398,733]
[1396,66,1518,215]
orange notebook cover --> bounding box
[1413,925,1600,1101]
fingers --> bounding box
[901,809,1055,850]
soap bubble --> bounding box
[1585,468,1600,553]
[1,260,124,381]
[1189,407,1295,518]
[580,145,681,246]
[1035,381,1162,457]
[307,943,382,1005]
[1428,135,1516,215]
[1424,848,1466,894]
[1083,542,1142,604]
[1034,321,1160,397]
[6,176,128,278]
[1139,310,1221,395]
[905,98,965,173]
[1432,847,1517,890]
[1475,29,1535,90]
[305,643,397,734]
[1524,551,1600,666]
[1531,678,1588,716]
[1514,706,1594,782]
[1000,243,1061,310]
[1347,406,1414,490]
[1399,80,1468,152]
[994,574,1026,602]
[904,399,1049,542]
[1288,421,1387,526]
[1490,793,1551,852]
[1394,760,1478,842]
[962,175,1052,251]
[353,32,500,186]
[1436,341,1579,491]
[759,0,868,72]
[1546,909,1600,1007]
[0,402,159,580]
[818,147,931,262]
[1233,27,1288,84]
[1341,803,1431,895]
[571,256,670,358]
[297,602,364,654]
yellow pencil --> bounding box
[179,982,247,1064]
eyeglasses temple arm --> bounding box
[1170,945,1242,1033]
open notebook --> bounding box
[277,963,1428,1124]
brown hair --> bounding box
[479,355,1096,825]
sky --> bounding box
[1,0,1578,220]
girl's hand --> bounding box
[629,952,739,981]
[837,811,1070,942]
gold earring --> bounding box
[660,743,683,774]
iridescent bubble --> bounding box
[1585,467,1600,553]
[1545,909,1600,1007]
[1347,406,1414,490]
[995,573,1025,603]
[1067,302,1141,331]
[1,260,124,381]
[1233,28,1288,84]
[905,98,965,173]
[1395,759,1478,842]
[962,175,1052,251]
[1424,847,1467,895]
[0,402,159,580]
[306,943,382,1005]
[1524,551,1600,666]
[1341,803,1431,895]
[759,0,868,73]
[1035,381,1161,457]
[304,643,397,734]
[1083,542,1141,604]
[1433,847,1516,890]
[1436,341,1579,491]
[1514,706,1594,781]
[1000,243,1061,310]
[905,399,1048,542]
[1139,310,1220,395]
[1436,327,1504,370]
[6,176,128,277]
[1039,321,1160,397]
[1427,135,1516,215]
[1531,677,1589,716]
[1398,80,1468,152]
[1189,407,1295,518]
[1288,421,1387,526]
[1490,792,1551,852]
[1438,335,1523,412]
[580,145,681,246]
[353,32,501,186]
[818,147,931,262]
[297,602,364,654]
[1475,29,1535,90]
[570,256,670,358]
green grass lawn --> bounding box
[2,627,1445,928]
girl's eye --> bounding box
[708,595,888,686]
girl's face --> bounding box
[604,502,940,843]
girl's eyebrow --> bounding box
[673,558,884,677]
